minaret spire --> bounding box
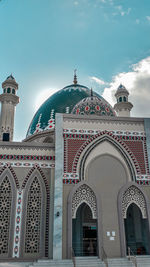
[73,69,77,84]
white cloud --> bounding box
[115,6,131,16]
[102,57,150,117]
[136,19,140,24]
[146,16,150,21]
[90,76,106,85]
[74,1,79,5]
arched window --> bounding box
[12,89,15,95]
[123,96,127,102]
[7,88,11,94]
[119,96,122,102]
[0,177,12,256]
[25,177,42,254]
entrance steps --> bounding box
[0,263,31,267]
[107,258,134,266]
[28,259,74,267]
[28,257,105,267]
[75,256,105,267]
[136,255,150,266]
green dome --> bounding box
[26,83,101,137]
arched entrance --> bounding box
[124,203,149,255]
[121,185,150,256]
[72,203,97,256]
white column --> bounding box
[53,114,64,259]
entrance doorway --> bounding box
[72,203,97,256]
[124,203,149,255]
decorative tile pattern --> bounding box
[63,129,150,183]
[63,179,79,184]
[72,184,97,219]
[25,177,41,254]
[22,165,50,257]
[136,174,150,180]
[0,162,55,168]
[0,163,19,188]
[0,154,55,161]
[63,173,79,179]
[122,185,147,219]
[63,128,145,137]
[71,131,141,175]
[63,173,79,184]
[0,177,11,256]
[71,96,116,117]
[124,140,146,174]
[12,189,23,258]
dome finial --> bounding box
[91,87,93,97]
[73,69,77,84]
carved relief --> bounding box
[0,177,12,255]
[72,184,97,219]
[122,185,147,219]
[25,177,41,254]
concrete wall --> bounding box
[87,154,129,258]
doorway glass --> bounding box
[124,203,149,255]
[72,203,97,256]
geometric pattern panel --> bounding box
[13,189,23,258]
[0,176,12,255]
[72,184,97,219]
[122,185,147,219]
[25,177,41,254]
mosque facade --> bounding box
[0,73,150,264]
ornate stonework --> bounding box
[122,185,147,219]
[72,184,97,219]
[0,177,12,256]
[25,177,41,254]
[12,189,23,258]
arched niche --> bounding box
[118,182,150,257]
[75,136,137,182]
[0,169,17,258]
[20,170,48,260]
[67,181,103,259]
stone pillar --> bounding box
[53,113,63,259]
[144,118,150,171]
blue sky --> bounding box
[0,0,150,140]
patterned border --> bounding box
[0,162,55,168]
[12,189,23,258]
[64,133,145,141]
[0,154,55,161]
[63,173,79,179]
[63,179,79,184]
[64,129,146,137]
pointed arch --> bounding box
[118,182,150,256]
[21,166,50,259]
[67,180,103,259]
[122,185,147,219]
[73,131,140,180]
[0,164,19,188]
[72,183,97,219]
[0,167,17,258]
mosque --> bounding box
[0,72,150,267]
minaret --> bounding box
[114,84,133,117]
[0,75,19,141]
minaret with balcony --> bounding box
[0,75,19,141]
[114,84,133,117]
